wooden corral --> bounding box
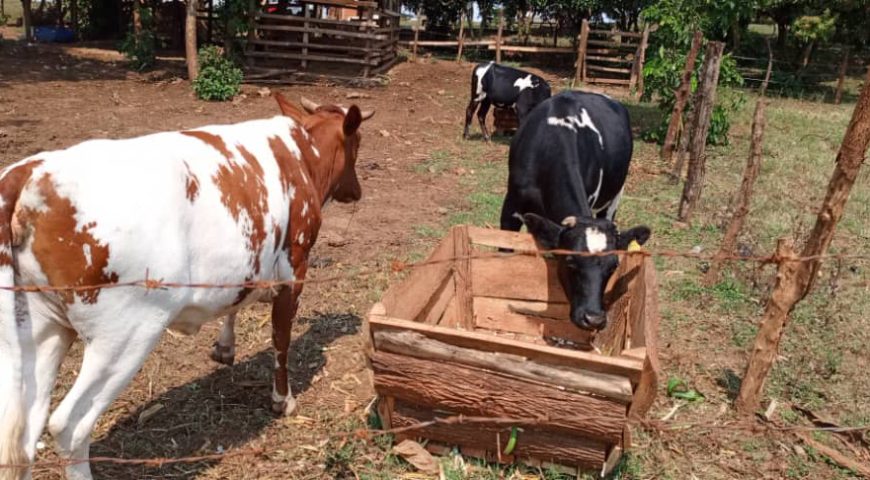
[365,225,660,476]
[244,0,400,81]
[574,19,650,92]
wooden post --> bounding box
[185,0,199,81]
[301,2,310,69]
[736,67,870,414]
[704,52,772,285]
[661,31,702,164]
[703,98,767,285]
[634,24,650,98]
[412,8,421,62]
[677,41,725,222]
[206,0,214,44]
[362,6,373,77]
[133,0,143,35]
[834,46,850,105]
[22,0,33,41]
[70,0,77,36]
[245,0,257,67]
[572,19,589,88]
[495,10,504,64]
[456,13,465,62]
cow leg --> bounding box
[210,313,236,366]
[48,319,165,480]
[603,187,624,222]
[500,192,524,232]
[478,99,492,142]
[270,284,302,416]
[463,99,479,140]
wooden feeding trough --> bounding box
[365,225,660,476]
[493,107,519,136]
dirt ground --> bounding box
[2,30,868,480]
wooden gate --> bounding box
[574,19,650,95]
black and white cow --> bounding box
[463,62,551,142]
[500,90,651,331]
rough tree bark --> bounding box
[677,41,725,222]
[736,67,870,413]
[661,31,703,165]
[834,46,850,105]
[185,0,199,81]
[22,0,33,42]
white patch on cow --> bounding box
[311,145,320,158]
[17,184,48,213]
[514,74,534,92]
[585,227,607,253]
[587,169,603,209]
[546,108,605,149]
[297,232,305,245]
[82,244,92,267]
[605,186,623,221]
[474,62,494,101]
[302,201,309,217]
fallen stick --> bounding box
[795,431,870,477]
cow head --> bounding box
[522,213,650,331]
[274,93,374,203]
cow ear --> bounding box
[343,105,363,137]
[522,213,563,250]
[273,91,306,122]
[616,226,651,250]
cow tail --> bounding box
[0,165,32,480]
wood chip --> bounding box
[137,403,164,426]
[393,439,439,474]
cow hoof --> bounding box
[210,343,235,366]
[272,397,297,417]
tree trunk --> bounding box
[21,0,33,41]
[736,67,870,414]
[133,0,143,35]
[185,0,199,81]
[776,18,788,49]
[800,41,814,69]
[678,41,725,222]
[661,31,703,165]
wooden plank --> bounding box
[247,50,376,65]
[472,254,566,303]
[371,351,626,443]
[255,24,387,41]
[249,38,373,53]
[586,64,631,74]
[453,226,474,329]
[593,253,643,355]
[621,347,646,361]
[587,39,636,48]
[585,77,631,85]
[472,297,594,347]
[381,231,455,321]
[602,446,623,477]
[628,258,660,420]
[467,226,537,251]
[487,44,574,53]
[438,295,459,327]
[391,402,608,469]
[589,29,642,38]
[368,315,644,381]
[373,330,632,402]
[417,275,455,324]
[586,55,632,63]
[256,12,375,28]
[400,39,494,47]
[575,19,589,85]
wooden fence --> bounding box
[244,0,400,81]
[401,18,650,94]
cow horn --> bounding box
[561,216,577,227]
[300,97,320,114]
[360,109,375,121]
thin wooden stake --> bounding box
[634,25,650,98]
[185,0,199,81]
[456,13,465,62]
[571,19,589,88]
[834,46,850,105]
[495,10,504,64]
[704,51,773,285]
[412,8,421,62]
[301,3,310,69]
[661,31,702,164]
[736,67,870,414]
[678,41,725,222]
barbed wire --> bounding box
[3,414,867,471]
[0,246,866,295]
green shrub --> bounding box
[192,46,243,102]
[119,7,156,70]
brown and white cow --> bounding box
[0,94,373,480]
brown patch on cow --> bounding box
[212,145,270,274]
[181,130,233,159]
[267,136,300,196]
[0,159,44,268]
[18,173,119,304]
[183,162,200,202]
[272,222,283,252]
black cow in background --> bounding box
[500,90,651,331]
[463,62,551,142]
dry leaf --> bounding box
[393,439,439,474]
[137,403,164,426]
